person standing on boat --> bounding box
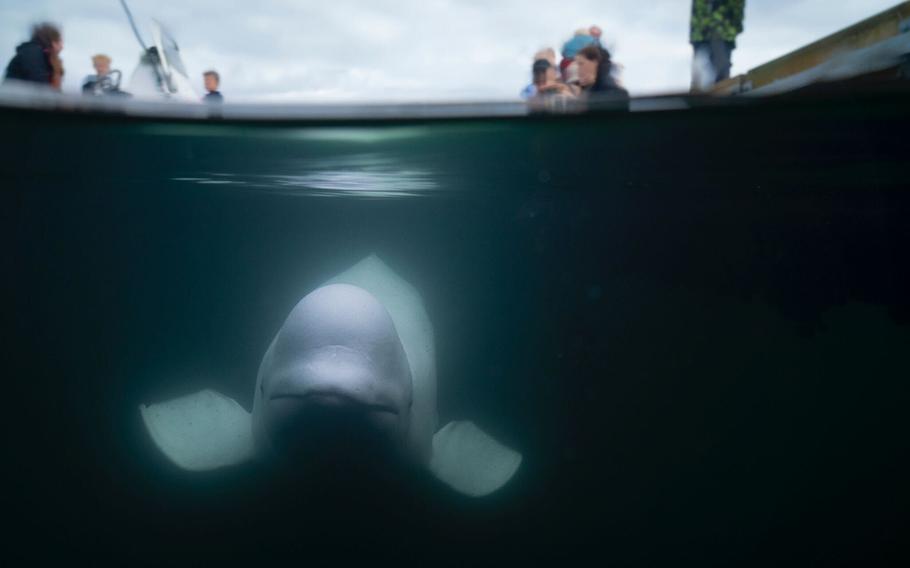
[690,0,745,91]
[4,22,65,90]
[202,70,224,103]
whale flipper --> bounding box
[429,421,522,497]
[139,389,254,471]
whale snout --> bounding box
[269,391,399,415]
[253,284,413,459]
[268,344,405,414]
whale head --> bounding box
[138,255,521,496]
[252,284,414,465]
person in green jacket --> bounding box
[690,0,745,90]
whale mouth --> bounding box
[269,391,399,415]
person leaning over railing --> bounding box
[521,48,559,98]
[523,51,576,101]
[4,22,65,90]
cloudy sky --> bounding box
[0,0,901,101]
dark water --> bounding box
[4,90,909,565]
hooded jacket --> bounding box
[4,41,54,85]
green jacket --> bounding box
[690,0,745,45]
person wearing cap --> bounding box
[521,48,560,99]
[533,58,574,98]
[690,0,746,91]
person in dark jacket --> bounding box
[4,22,64,90]
[202,70,224,103]
[690,0,746,90]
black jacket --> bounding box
[4,41,52,84]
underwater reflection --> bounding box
[172,153,438,198]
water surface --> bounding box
[4,90,909,565]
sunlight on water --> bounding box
[171,153,437,197]
[261,169,436,198]
[143,124,434,144]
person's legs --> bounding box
[691,41,715,91]
[709,38,734,83]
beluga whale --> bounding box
[139,255,522,497]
